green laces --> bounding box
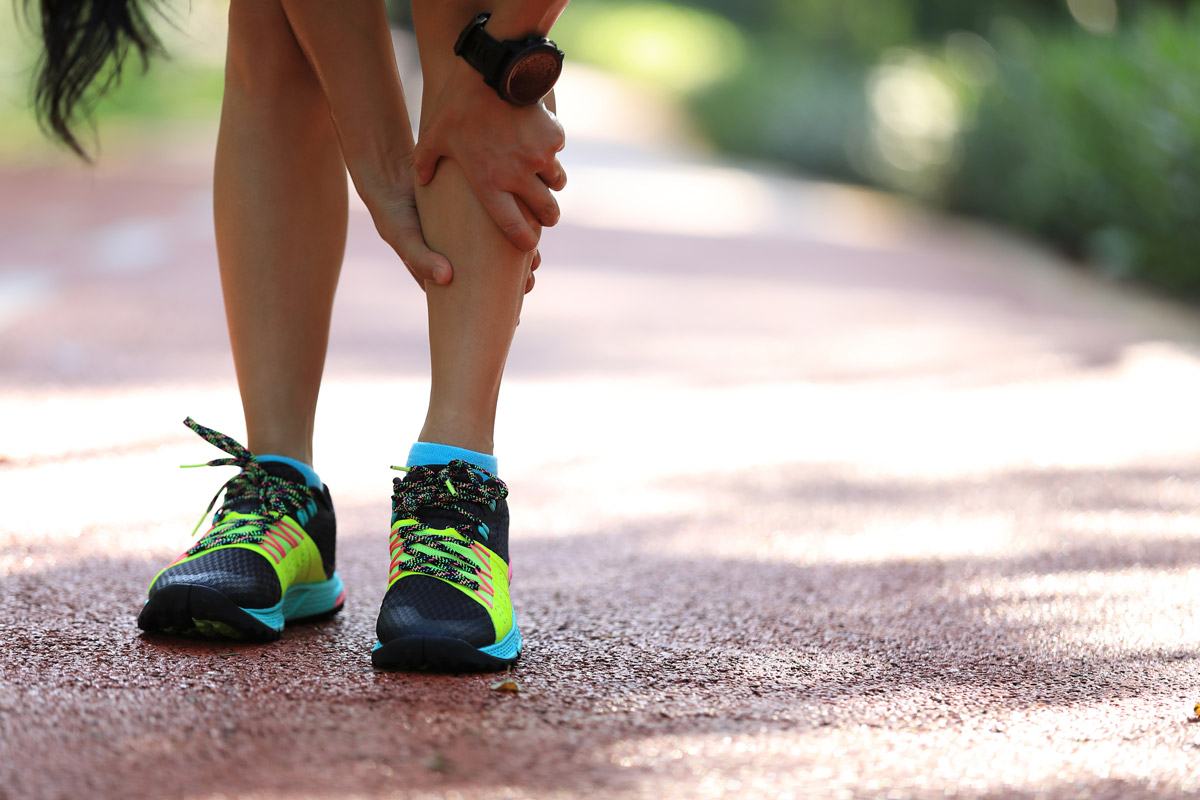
[389,460,507,588]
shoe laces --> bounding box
[179,417,313,556]
[389,460,507,589]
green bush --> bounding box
[948,10,1200,294]
[691,47,872,187]
[683,4,1200,297]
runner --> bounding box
[26,0,568,670]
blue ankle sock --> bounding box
[258,454,323,489]
[406,442,498,475]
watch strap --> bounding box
[454,13,507,89]
[454,12,563,105]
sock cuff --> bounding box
[406,441,498,474]
[257,454,323,489]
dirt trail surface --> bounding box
[4,73,1200,799]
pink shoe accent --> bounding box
[270,531,294,556]
[258,536,284,562]
[469,543,493,578]
[274,520,301,547]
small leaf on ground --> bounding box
[490,667,520,693]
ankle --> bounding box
[416,423,494,456]
[244,429,313,466]
[246,442,313,466]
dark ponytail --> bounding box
[24,0,165,159]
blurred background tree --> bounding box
[551,0,1200,298]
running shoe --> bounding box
[137,418,344,641]
[372,460,521,671]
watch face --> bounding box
[505,48,563,105]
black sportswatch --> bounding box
[454,13,564,106]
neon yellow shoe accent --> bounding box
[151,511,327,600]
[387,520,515,640]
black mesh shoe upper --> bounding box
[376,463,510,646]
[150,546,282,609]
[376,575,499,646]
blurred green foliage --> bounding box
[4,1,1194,294]
[554,2,745,93]
[560,0,1200,297]
[949,11,1200,294]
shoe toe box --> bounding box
[150,548,282,610]
[376,575,496,648]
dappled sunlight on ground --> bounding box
[4,61,1200,800]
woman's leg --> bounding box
[249,1,554,667]
[363,2,549,670]
[215,1,347,465]
[415,157,533,453]
[270,0,557,455]
[136,3,349,641]
[411,3,538,455]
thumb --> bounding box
[389,227,453,287]
[411,249,453,287]
[372,192,453,287]
[412,139,440,187]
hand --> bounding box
[526,248,540,293]
[413,60,566,253]
[357,152,454,290]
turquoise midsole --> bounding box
[241,572,344,632]
[371,619,522,659]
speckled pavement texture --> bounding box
[4,80,1200,799]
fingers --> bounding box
[475,164,562,241]
[525,250,541,294]
[523,177,561,228]
[538,157,567,192]
[482,189,540,252]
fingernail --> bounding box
[433,262,451,283]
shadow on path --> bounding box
[3,462,1198,798]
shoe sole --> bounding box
[137,573,345,643]
[371,623,522,672]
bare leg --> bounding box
[412,2,539,455]
[416,158,533,454]
[215,2,347,465]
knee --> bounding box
[225,2,321,102]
